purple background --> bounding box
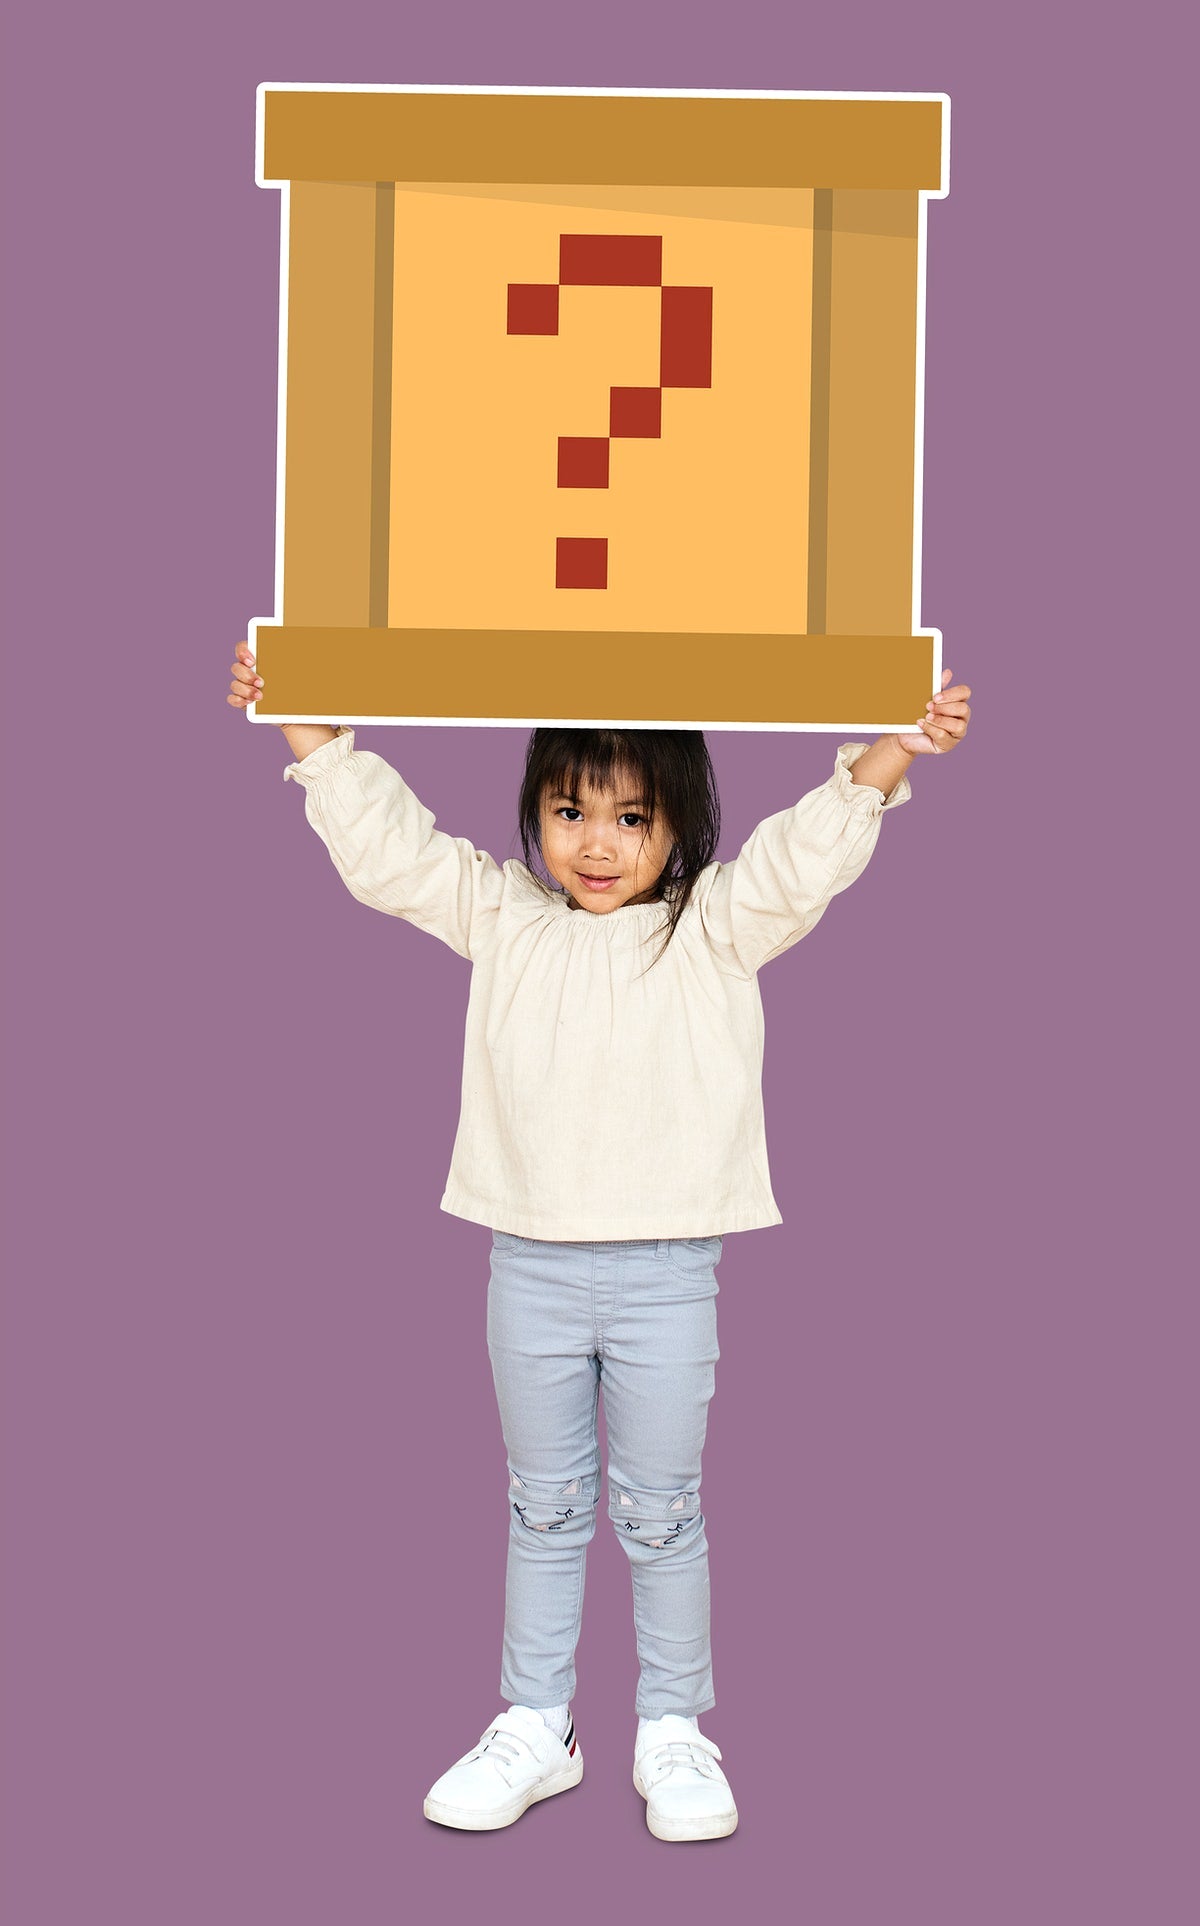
[3,6,1193,1922]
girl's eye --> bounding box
[555,808,646,828]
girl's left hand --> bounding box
[897,668,972,755]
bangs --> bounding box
[536,732,659,819]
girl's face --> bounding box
[540,772,674,914]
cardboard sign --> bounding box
[248,86,949,731]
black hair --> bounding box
[516,729,721,971]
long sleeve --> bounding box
[283,728,504,960]
[699,743,912,977]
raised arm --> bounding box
[699,744,912,977]
[699,670,973,976]
[228,644,502,960]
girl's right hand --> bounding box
[228,643,263,710]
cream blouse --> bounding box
[284,731,911,1240]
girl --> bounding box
[228,646,971,1841]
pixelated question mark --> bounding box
[506,236,713,589]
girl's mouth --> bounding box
[577,873,618,891]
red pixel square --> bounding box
[660,286,714,388]
[556,537,608,589]
[507,283,560,334]
[557,437,610,488]
[609,387,662,438]
[559,234,663,287]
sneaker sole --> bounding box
[633,1766,738,1842]
[424,1751,584,1831]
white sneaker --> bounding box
[423,1707,583,1831]
[633,1715,738,1841]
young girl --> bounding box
[228,646,971,1841]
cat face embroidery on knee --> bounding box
[508,1470,592,1533]
[608,1484,700,1549]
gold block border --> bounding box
[249,626,941,731]
[258,88,946,190]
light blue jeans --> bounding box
[485,1231,723,1719]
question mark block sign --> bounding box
[248,87,948,731]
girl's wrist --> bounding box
[276,721,341,761]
